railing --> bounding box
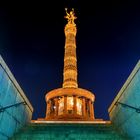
[115,101,140,113]
[0,102,27,113]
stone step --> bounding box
[10,123,129,140]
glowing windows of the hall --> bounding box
[58,97,64,115]
[67,96,74,114]
[77,97,82,115]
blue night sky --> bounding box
[0,1,140,120]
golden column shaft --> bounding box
[63,12,78,88]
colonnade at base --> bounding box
[46,95,94,120]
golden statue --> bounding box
[65,8,77,24]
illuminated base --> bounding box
[32,120,109,124]
[44,87,95,121]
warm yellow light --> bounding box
[58,97,64,115]
[65,8,77,25]
[77,98,82,115]
[44,9,95,121]
[67,96,74,111]
[63,9,78,88]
